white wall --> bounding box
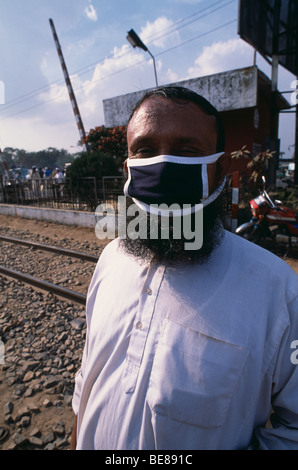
[103,66,258,127]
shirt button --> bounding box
[136,321,143,330]
[146,287,152,295]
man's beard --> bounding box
[119,195,225,265]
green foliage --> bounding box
[66,150,120,181]
[63,125,127,210]
[231,146,297,211]
[84,125,127,167]
[269,186,298,210]
[231,146,275,191]
[65,150,122,211]
[0,146,75,171]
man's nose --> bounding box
[155,143,175,156]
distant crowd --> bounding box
[0,164,67,200]
[30,166,65,183]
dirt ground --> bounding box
[0,214,106,247]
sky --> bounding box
[0,0,296,158]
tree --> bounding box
[84,125,127,168]
[231,146,275,191]
[66,150,120,181]
[65,149,122,210]
[65,125,127,210]
[0,147,19,168]
[0,146,75,171]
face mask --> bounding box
[124,153,226,216]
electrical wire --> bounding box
[0,17,237,123]
[142,0,235,46]
[0,18,237,122]
[0,0,236,114]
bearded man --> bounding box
[71,86,298,450]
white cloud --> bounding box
[1,113,77,152]
[26,16,183,150]
[82,44,146,99]
[85,4,98,22]
[41,82,69,105]
[161,68,179,84]
[140,17,180,48]
[38,42,158,140]
[186,38,254,78]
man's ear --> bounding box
[216,152,231,184]
[123,159,128,174]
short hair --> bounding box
[128,86,225,152]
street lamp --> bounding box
[126,28,158,87]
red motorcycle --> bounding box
[236,177,298,245]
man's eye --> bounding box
[137,148,154,155]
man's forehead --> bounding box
[127,96,218,140]
[130,95,214,118]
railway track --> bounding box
[0,235,99,305]
[0,235,99,263]
[0,265,87,305]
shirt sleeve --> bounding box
[72,334,89,416]
[253,294,298,450]
[71,256,103,416]
[72,369,83,416]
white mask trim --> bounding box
[202,164,208,199]
[131,177,226,217]
[126,153,224,167]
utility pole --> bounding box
[49,19,89,153]
[268,0,281,185]
[292,0,298,185]
[295,79,298,185]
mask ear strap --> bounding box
[202,177,226,207]
[123,167,132,197]
[201,164,209,199]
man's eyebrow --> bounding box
[129,136,153,149]
[170,136,208,148]
[130,135,202,145]
[174,137,201,145]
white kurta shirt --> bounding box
[72,230,298,450]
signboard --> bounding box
[238,0,297,76]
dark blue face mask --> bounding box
[124,154,225,216]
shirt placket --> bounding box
[122,264,165,394]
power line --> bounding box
[146,0,228,39]
[70,19,238,96]
[0,18,237,122]
[156,19,237,58]
[143,0,235,45]
[0,25,238,121]
[71,0,235,79]
[0,0,236,114]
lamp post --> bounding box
[126,28,158,87]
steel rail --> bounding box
[0,235,98,263]
[0,265,87,305]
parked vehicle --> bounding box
[236,177,298,244]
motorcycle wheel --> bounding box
[236,221,261,243]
